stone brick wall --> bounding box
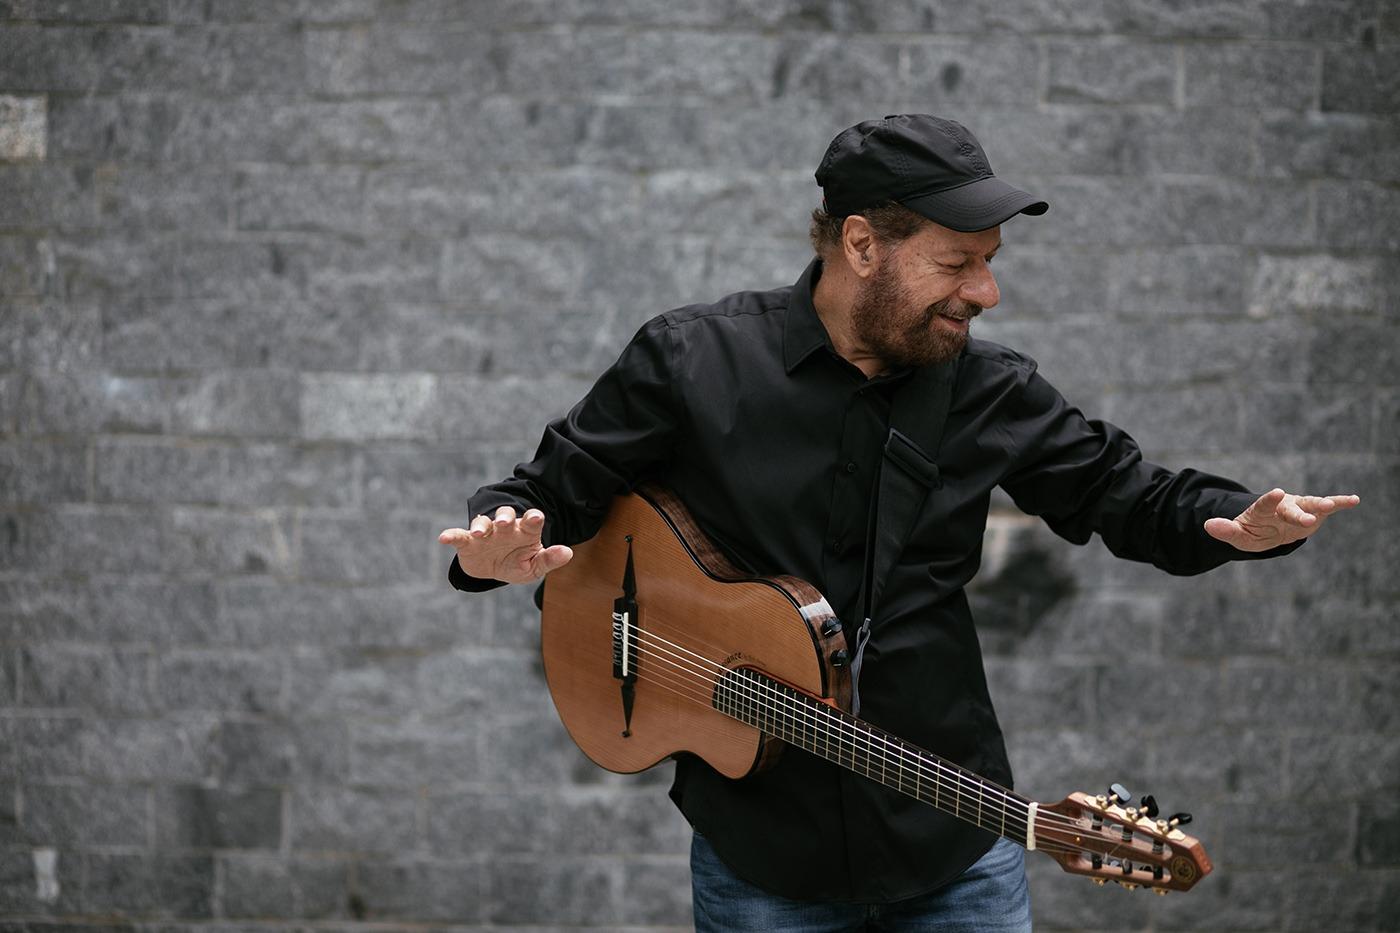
[1,1,1396,930]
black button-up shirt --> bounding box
[451,259,1297,903]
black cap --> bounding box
[815,114,1048,232]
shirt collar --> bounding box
[783,257,832,374]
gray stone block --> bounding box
[295,235,440,304]
[170,372,301,438]
[220,853,350,919]
[1,505,170,575]
[351,857,483,923]
[0,780,15,844]
[1316,180,1400,253]
[284,646,434,719]
[167,506,296,577]
[1023,176,1315,250]
[361,442,498,511]
[95,165,230,232]
[0,94,46,161]
[18,645,155,713]
[0,166,95,230]
[303,24,371,95]
[1224,659,1363,731]
[1323,47,1400,114]
[94,439,225,506]
[486,856,619,925]
[620,857,691,927]
[216,579,470,649]
[296,510,428,583]
[299,373,435,442]
[2,579,215,646]
[211,718,350,786]
[984,659,1096,732]
[1,1,168,24]
[369,25,503,95]
[18,782,149,847]
[1151,728,1285,803]
[425,788,553,858]
[0,439,89,505]
[1257,111,1400,181]
[1250,253,1398,315]
[82,717,218,782]
[155,785,282,849]
[234,166,363,234]
[349,719,479,787]
[83,852,214,918]
[0,235,52,297]
[1183,43,1319,110]
[223,442,358,509]
[1046,38,1177,106]
[1288,732,1400,801]
[0,845,83,916]
[5,717,86,779]
[289,784,417,853]
[157,651,284,714]
[198,0,376,22]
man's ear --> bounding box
[840,215,878,278]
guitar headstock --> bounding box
[1034,787,1211,894]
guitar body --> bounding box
[540,485,850,778]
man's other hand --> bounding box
[438,506,574,584]
[1204,488,1360,552]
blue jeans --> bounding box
[691,833,1032,932]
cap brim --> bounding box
[900,176,1048,233]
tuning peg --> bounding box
[1139,795,1159,818]
[1108,783,1132,806]
[1168,812,1193,828]
[1091,878,1107,886]
[1153,889,1169,897]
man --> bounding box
[438,114,1359,932]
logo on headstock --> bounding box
[1170,855,1197,884]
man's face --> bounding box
[849,223,1002,369]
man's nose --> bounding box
[960,261,1000,310]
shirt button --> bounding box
[844,461,858,474]
[830,537,844,554]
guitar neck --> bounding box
[715,668,1039,849]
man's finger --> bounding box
[532,544,573,577]
[469,514,492,537]
[1204,517,1243,544]
[493,506,517,525]
[521,509,546,529]
[438,527,470,546]
[1275,498,1317,526]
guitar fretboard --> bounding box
[713,668,1034,846]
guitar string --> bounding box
[624,623,1093,839]
[619,620,1093,836]
[614,652,1109,863]
[624,624,1024,824]
[620,624,1095,839]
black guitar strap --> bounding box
[848,357,958,715]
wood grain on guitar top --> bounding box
[540,485,849,778]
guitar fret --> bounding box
[714,668,1036,846]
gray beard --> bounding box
[849,265,980,369]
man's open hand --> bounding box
[1203,488,1360,552]
[438,506,574,584]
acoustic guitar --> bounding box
[539,485,1211,894]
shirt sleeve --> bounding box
[997,362,1302,575]
[448,315,684,592]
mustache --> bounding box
[927,298,984,321]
